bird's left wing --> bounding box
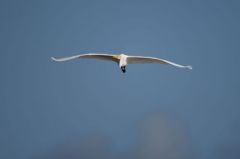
[51,53,119,63]
[127,56,192,69]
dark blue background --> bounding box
[1,0,240,159]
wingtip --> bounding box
[187,65,193,70]
[51,57,57,61]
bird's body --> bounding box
[51,53,192,73]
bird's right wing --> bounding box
[51,53,119,63]
[127,56,192,69]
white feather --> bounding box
[51,53,192,72]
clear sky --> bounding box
[1,0,240,159]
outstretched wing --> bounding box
[127,56,192,69]
[51,53,119,63]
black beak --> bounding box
[121,66,126,73]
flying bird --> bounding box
[51,53,192,73]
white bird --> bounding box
[51,53,192,73]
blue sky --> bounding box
[1,0,240,159]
